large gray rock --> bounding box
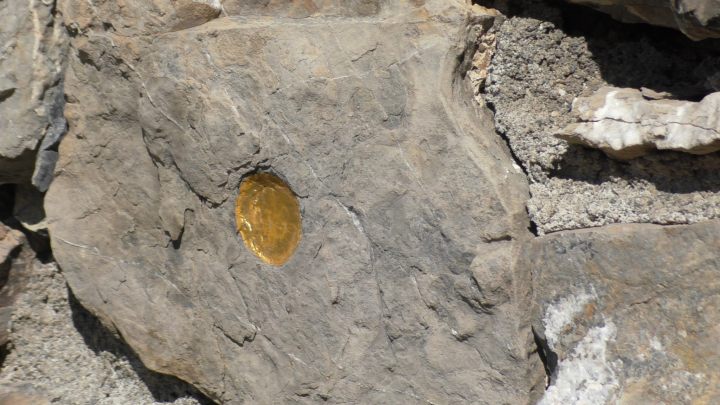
[566,0,720,40]
[0,0,67,188]
[46,1,541,403]
[526,220,720,404]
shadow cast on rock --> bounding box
[557,2,720,100]
[551,144,720,193]
[479,0,720,100]
[68,289,215,405]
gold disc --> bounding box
[235,173,302,266]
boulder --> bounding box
[526,220,720,403]
[46,1,541,403]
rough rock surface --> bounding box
[47,1,542,403]
[483,0,720,233]
[526,220,720,404]
[558,86,720,159]
[0,223,27,346]
[565,0,720,40]
[0,0,67,189]
[0,224,22,268]
[0,390,51,405]
[0,256,210,405]
[3,0,717,404]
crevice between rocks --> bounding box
[0,185,51,262]
[465,6,541,237]
[484,97,541,237]
[532,326,558,387]
[470,0,720,398]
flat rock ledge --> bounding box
[557,87,720,159]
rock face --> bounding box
[0,0,67,189]
[565,0,720,40]
[558,87,720,159]
[47,1,541,403]
[8,0,716,403]
[526,220,720,404]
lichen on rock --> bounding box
[235,172,302,266]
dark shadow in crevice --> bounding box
[551,145,720,193]
[0,185,52,262]
[0,88,15,104]
[557,1,720,101]
[477,0,720,100]
[532,326,558,385]
[68,289,216,405]
[0,184,14,222]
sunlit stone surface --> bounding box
[45,2,536,402]
[235,173,301,266]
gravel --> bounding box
[0,257,212,405]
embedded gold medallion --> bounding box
[235,173,302,266]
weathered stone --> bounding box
[525,220,720,404]
[565,0,720,40]
[47,1,540,403]
[221,0,381,18]
[0,0,67,186]
[0,222,29,347]
[557,87,720,159]
[0,389,50,405]
[172,0,223,32]
[0,224,22,266]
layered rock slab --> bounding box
[47,1,539,403]
[526,220,720,404]
[558,87,720,159]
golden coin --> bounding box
[235,173,302,266]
